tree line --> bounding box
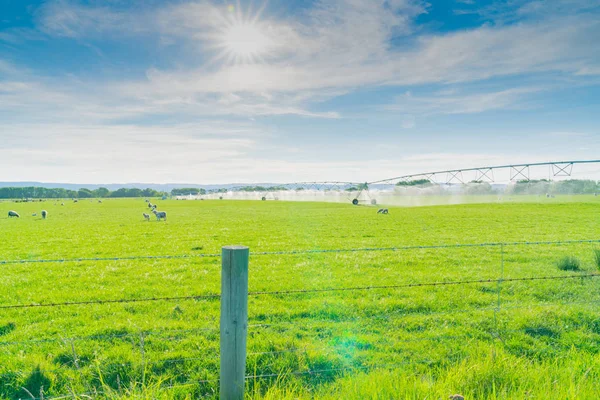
[511,179,600,195]
[1,180,597,199]
[0,187,168,199]
[394,179,599,195]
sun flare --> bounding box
[222,22,271,62]
[209,4,274,65]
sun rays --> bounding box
[207,1,274,65]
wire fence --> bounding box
[2,238,599,265]
[2,238,599,398]
[1,272,597,310]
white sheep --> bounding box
[8,210,20,218]
[142,213,150,221]
[41,210,47,219]
[153,210,167,221]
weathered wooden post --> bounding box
[220,245,249,400]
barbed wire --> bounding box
[246,273,599,298]
[250,239,600,257]
[0,253,221,265]
[2,273,596,311]
[1,238,598,266]
[246,298,600,333]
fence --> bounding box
[1,239,600,399]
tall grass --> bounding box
[557,256,581,271]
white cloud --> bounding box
[388,87,542,114]
[1,122,265,183]
[35,0,144,38]
[5,0,600,122]
[114,6,600,106]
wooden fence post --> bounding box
[220,245,249,400]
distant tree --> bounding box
[266,186,289,191]
[465,182,496,195]
[396,179,432,187]
[238,186,267,192]
[171,188,206,196]
[93,187,110,198]
[78,188,93,198]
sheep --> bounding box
[98,200,102,203]
[377,208,389,214]
[151,204,157,211]
[153,209,167,221]
[41,210,47,219]
[32,213,37,217]
[8,210,20,218]
[142,213,150,221]
[148,202,154,209]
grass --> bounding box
[0,196,599,399]
[595,249,600,269]
[557,256,582,271]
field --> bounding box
[1,197,599,399]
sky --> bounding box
[1,0,599,184]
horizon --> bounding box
[2,0,600,183]
[1,158,600,187]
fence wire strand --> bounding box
[2,238,598,265]
[1,273,596,310]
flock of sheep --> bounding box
[143,200,167,221]
[7,197,91,219]
[8,210,47,219]
[8,199,384,221]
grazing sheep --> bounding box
[148,202,154,209]
[153,210,167,221]
[41,210,47,219]
[142,213,150,221]
[32,213,37,217]
[151,204,157,211]
[98,200,102,203]
[61,203,65,206]
[8,210,20,218]
[377,208,389,214]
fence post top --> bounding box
[222,245,249,251]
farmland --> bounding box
[0,197,599,399]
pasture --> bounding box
[0,197,599,399]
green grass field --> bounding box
[0,198,599,399]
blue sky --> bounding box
[1,0,599,184]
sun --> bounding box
[222,22,271,62]
[208,3,274,65]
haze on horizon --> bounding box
[1,0,599,185]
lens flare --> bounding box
[207,2,274,65]
[222,22,271,61]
